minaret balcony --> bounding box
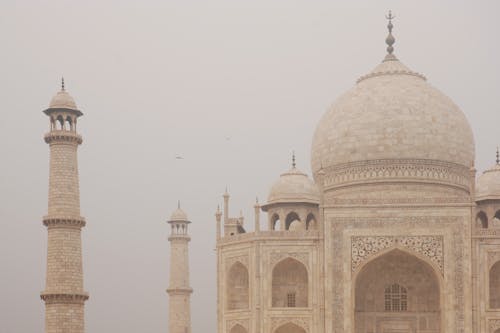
[44,130,82,144]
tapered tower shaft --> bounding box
[167,205,193,333]
[41,82,88,333]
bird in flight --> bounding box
[175,155,184,160]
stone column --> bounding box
[40,83,88,333]
[167,206,193,333]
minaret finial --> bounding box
[384,10,397,61]
[292,151,296,168]
[496,147,499,165]
[61,77,65,91]
[178,200,181,209]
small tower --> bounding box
[222,189,245,236]
[166,203,193,333]
[40,79,89,333]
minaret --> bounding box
[40,79,88,333]
[166,202,193,333]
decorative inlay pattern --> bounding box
[270,252,309,269]
[270,317,309,333]
[351,235,444,273]
[490,319,500,332]
[322,159,471,191]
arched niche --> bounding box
[306,213,316,230]
[354,249,441,333]
[274,322,306,333]
[272,258,308,307]
[476,211,488,228]
[271,213,280,231]
[285,212,300,230]
[230,324,247,333]
[490,261,500,308]
[226,262,249,310]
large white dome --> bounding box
[311,58,475,178]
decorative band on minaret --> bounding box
[40,79,88,333]
[167,202,193,333]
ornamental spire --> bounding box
[384,10,397,61]
[61,77,65,91]
[292,151,296,168]
[496,147,499,165]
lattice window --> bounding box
[287,292,296,307]
[384,283,407,312]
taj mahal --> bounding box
[38,13,500,333]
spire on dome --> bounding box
[496,147,499,165]
[292,151,296,168]
[178,200,181,209]
[384,10,397,61]
[61,77,65,91]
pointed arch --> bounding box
[354,248,441,333]
[272,257,308,307]
[226,261,249,310]
[285,212,300,230]
[56,115,64,130]
[229,324,247,333]
[490,260,500,308]
[274,322,306,333]
[476,211,488,228]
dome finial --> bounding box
[292,151,296,168]
[496,147,499,165]
[178,200,181,209]
[61,77,65,91]
[384,10,397,61]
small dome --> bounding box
[476,163,500,201]
[266,166,320,205]
[169,207,189,222]
[311,58,475,177]
[49,90,78,110]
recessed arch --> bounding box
[272,257,308,307]
[56,115,64,130]
[490,260,500,308]
[226,261,249,310]
[65,116,72,131]
[476,211,488,228]
[274,322,306,333]
[229,324,247,333]
[354,248,441,333]
[285,212,300,230]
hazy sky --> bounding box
[1,1,500,332]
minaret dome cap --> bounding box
[44,78,83,116]
[169,205,190,222]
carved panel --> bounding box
[270,317,309,333]
[351,235,444,274]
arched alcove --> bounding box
[490,261,500,308]
[306,213,316,230]
[56,115,64,130]
[476,211,488,228]
[274,322,306,333]
[66,116,72,131]
[271,214,280,231]
[355,249,441,333]
[272,258,308,307]
[227,262,249,310]
[285,212,300,230]
[230,324,247,333]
